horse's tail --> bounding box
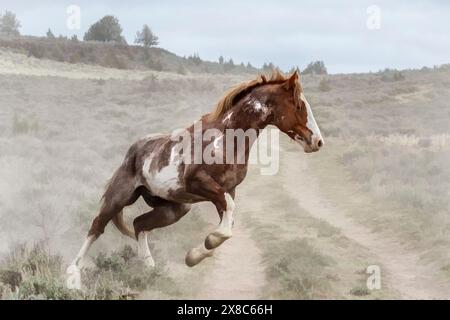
[112,210,136,240]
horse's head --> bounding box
[270,70,324,153]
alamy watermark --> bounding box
[66,5,81,30]
[366,5,382,30]
[150,122,280,176]
[366,265,381,290]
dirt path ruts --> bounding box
[195,219,266,299]
[285,151,450,299]
[196,147,450,300]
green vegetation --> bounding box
[0,10,21,37]
[303,60,327,75]
[0,243,176,300]
[84,15,126,44]
[135,24,159,48]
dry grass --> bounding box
[0,49,449,299]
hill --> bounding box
[0,35,257,74]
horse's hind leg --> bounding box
[133,202,191,267]
[66,164,137,289]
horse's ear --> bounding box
[283,70,299,91]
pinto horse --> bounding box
[66,70,323,289]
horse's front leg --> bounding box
[185,171,236,267]
[205,192,235,249]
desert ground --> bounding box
[1,48,450,299]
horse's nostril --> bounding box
[318,140,323,148]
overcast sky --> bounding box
[2,0,449,73]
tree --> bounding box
[224,59,235,72]
[0,10,21,37]
[262,62,275,72]
[289,66,300,74]
[218,56,224,64]
[84,15,126,43]
[303,61,327,75]
[46,28,55,39]
[188,53,202,65]
[135,24,159,47]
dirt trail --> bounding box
[195,146,450,300]
[284,151,450,299]
[196,219,266,299]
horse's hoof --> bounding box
[66,264,81,290]
[142,255,155,268]
[185,247,214,267]
[205,232,231,250]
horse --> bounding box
[66,70,323,289]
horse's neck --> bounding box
[215,97,270,159]
[220,94,270,132]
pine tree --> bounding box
[46,28,55,39]
[0,10,21,37]
[135,24,159,47]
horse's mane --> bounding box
[207,69,301,121]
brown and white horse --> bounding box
[66,70,323,289]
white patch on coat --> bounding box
[142,132,165,141]
[252,100,268,114]
[243,96,269,115]
[138,232,155,267]
[300,93,323,141]
[222,111,233,123]
[213,134,224,149]
[143,144,182,198]
[215,193,235,237]
[66,235,96,289]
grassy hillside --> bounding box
[0,35,257,74]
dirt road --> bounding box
[197,147,450,299]
[195,219,266,299]
[282,150,450,299]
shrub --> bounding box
[147,57,163,71]
[0,243,79,300]
[264,238,332,299]
[177,64,188,75]
[303,61,327,75]
[350,286,370,296]
[0,243,177,300]
[380,69,405,82]
[27,44,44,59]
[318,78,332,92]
[104,51,127,69]
[12,112,39,135]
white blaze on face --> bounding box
[300,93,323,145]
